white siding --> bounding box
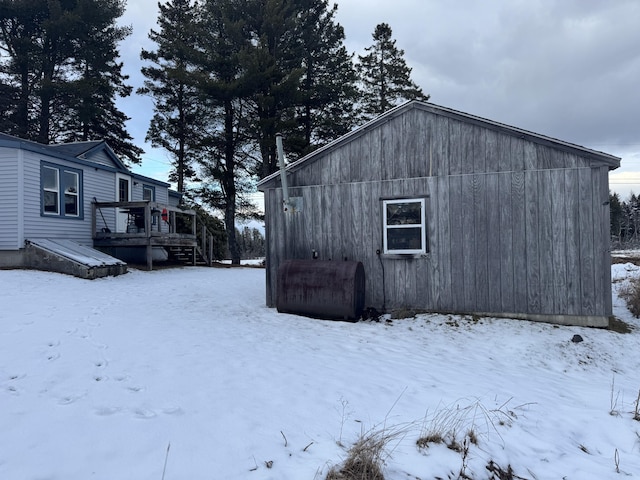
[85,150,119,168]
[132,181,169,204]
[0,147,20,249]
[22,152,114,246]
[2,143,172,249]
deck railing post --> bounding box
[145,203,152,235]
[201,225,206,258]
[145,203,153,271]
[209,234,213,266]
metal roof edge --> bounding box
[130,171,171,187]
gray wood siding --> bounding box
[265,166,612,319]
[286,109,598,188]
[0,147,20,249]
[263,104,615,322]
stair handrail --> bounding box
[193,212,217,266]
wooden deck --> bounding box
[92,201,216,270]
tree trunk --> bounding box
[16,63,30,138]
[223,99,241,265]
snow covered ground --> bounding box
[1,263,640,479]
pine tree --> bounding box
[0,0,142,163]
[189,0,257,265]
[610,191,623,241]
[292,0,358,157]
[0,0,46,138]
[56,0,143,164]
[239,0,304,178]
[356,22,429,121]
[138,0,203,192]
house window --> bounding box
[143,185,155,201]
[143,185,156,225]
[42,166,59,214]
[382,198,427,254]
[118,178,129,202]
[63,170,79,215]
[41,163,82,218]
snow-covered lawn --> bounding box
[1,263,640,479]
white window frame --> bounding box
[142,185,155,202]
[63,170,79,217]
[382,197,427,255]
[42,165,60,215]
[41,162,83,218]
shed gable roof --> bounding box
[258,101,620,190]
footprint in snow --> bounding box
[6,385,19,395]
[133,407,157,419]
[94,406,121,416]
[162,406,184,416]
[58,392,87,405]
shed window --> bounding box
[41,163,83,218]
[382,198,427,254]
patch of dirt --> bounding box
[608,316,633,334]
[611,254,640,266]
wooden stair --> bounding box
[167,245,209,266]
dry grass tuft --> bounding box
[415,433,443,449]
[416,398,524,454]
[326,426,407,480]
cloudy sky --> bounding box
[117,0,640,199]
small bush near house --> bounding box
[618,277,640,318]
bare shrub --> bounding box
[618,276,640,317]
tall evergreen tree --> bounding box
[292,0,358,157]
[356,22,429,121]
[138,0,202,192]
[0,0,142,163]
[1,0,52,139]
[190,0,257,265]
[239,0,304,178]
[610,191,623,240]
[137,0,360,261]
[56,0,142,163]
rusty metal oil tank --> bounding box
[276,259,365,320]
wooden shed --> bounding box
[257,101,620,327]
